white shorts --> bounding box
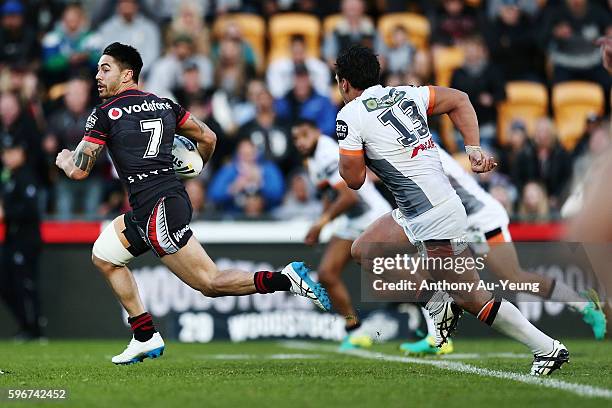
[392,194,467,244]
[331,209,385,241]
[467,223,513,255]
[466,199,509,237]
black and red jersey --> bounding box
[82,88,191,221]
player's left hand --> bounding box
[469,149,497,173]
[305,224,323,245]
[55,149,73,170]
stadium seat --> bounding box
[268,13,321,63]
[432,46,464,88]
[452,152,471,172]
[377,13,430,51]
[322,14,374,36]
[323,14,342,36]
[433,47,464,150]
[212,13,266,70]
[48,82,67,100]
[497,81,549,145]
[552,81,605,150]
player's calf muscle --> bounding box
[317,268,339,286]
[194,275,221,297]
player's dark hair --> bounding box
[103,42,143,83]
[335,45,380,91]
[292,118,319,130]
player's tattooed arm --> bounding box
[73,140,104,173]
[177,115,217,165]
[55,140,104,180]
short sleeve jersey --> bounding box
[336,85,455,219]
[82,89,190,218]
[307,134,391,218]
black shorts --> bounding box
[122,192,193,258]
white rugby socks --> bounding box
[479,298,555,355]
[422,307,436,337]
[549,279,587,312]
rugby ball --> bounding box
[172,135,203,179]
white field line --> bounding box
[280,341,612,400]
[196,353,323,360]
[441,352,531,360]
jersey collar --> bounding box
[115,87,143,97]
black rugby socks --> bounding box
[254,271,291,293]
[128,312,157,342]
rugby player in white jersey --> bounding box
[335,45,568,375]
[292,119,392,350]
[401,145,607,355]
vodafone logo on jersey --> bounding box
[108,107,123,120]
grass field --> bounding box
[0,339,610,408]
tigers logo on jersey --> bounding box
[362,88,405,112]
[108,107,123,120]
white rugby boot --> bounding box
[112,332,165,365]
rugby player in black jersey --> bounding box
[56,43,330,364]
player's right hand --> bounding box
[468,150,497,173]
[55,148,73,170]
[304,223,323,245]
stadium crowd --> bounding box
[0,0,610,222]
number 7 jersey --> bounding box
[82,88,190,218]
[336,84,455,219]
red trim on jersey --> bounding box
[83,136,106,145]
[101,92,152,109]
[427,85,436,115]
[339,148,364,156]
[88,129,107,137]
[178,111,191,128]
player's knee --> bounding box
[351,239,363,263]
[92,219,134,268]
[92,253,119,275]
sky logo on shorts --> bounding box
[108,107,123,120]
